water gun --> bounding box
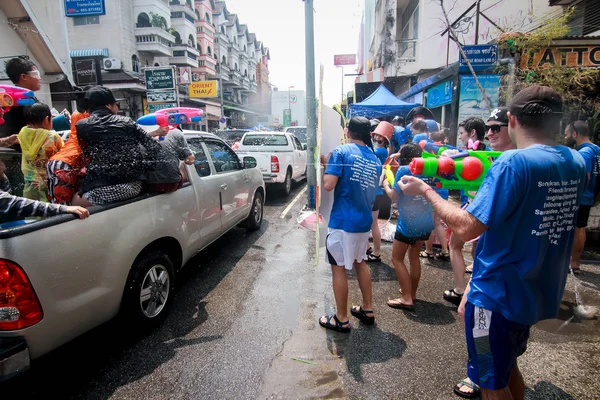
[409,151,502,197]
[0,85,36,125]
[137,107,203,130]
[418,139,457,155]
[384,164,395,187]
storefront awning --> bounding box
[355,68,384,84]
[70,48,109,58]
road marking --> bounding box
[280,186,308,219]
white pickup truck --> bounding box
[236,131,307,196]
[0,131,265,381]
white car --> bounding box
[0,131,265,380]
[236,131,307,196]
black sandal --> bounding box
[443,288,464,306]
[419,251,434,259]
[366,253,381,262]
[571,267,581,275]
[453,378,480,399]
[319,314,351,333]
[351,305,375,325]
[436,252,450,261]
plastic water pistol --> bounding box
[418,139,457,155]
[0,85,36,125]
[384,165,395,187]
[137,107,204,131]
[409,151,502,198]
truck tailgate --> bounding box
[238,151,272,174]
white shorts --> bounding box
[326,228,370,270]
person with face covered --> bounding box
[318,117,382,332]
[565,120,600,275]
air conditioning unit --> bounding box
[103,58,122,71]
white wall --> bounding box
[271,90,306,127]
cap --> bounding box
[347,117,371,137]
[424,119,439,133]
[488,107,509,123]
[85,86,117,108]
[372,121,394,143]
[406,106,434,122]
[509,85,563,117]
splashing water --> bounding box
[569,268,598,320]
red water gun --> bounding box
[137,107,204,130]
[0,85,36,125]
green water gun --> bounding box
[409,151,502,197]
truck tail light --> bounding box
[0,259,42,331]
[271,155,280,173]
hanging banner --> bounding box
[458,74,501,123]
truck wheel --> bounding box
[280,169,292,196]
[122,251,175,328]
[244,191,264,231]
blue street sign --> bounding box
[65,0,106,17]
[459,44,498,72]
[219,117,227,124]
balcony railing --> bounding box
[396,39,417,62]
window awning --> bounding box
[70,48,109,58]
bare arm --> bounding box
[320,153,339,192]
[382,180,398,202]
[398,176,487,242]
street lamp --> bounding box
[217,21,229,127]
[288,85,294,127]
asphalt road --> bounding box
[2,183,600,399]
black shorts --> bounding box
[577,205,592,228]
[394,231,431,245]
[372,194,388,212]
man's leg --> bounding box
[408,242,423,300]
[354,260,374,316]
[371,210,382,257]
[480,387,515,400]
[508,365,525,400]
[331,265,349,322]
[571,227,586,271]
[449,233,467,293]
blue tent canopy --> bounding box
[349,84,420,119]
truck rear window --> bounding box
[242,135,289,146]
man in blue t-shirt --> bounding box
[565,120,600,275]
[397,86,586,400]
[318,117,382,333]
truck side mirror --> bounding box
[243,156,257,169]
[302,144,307,150]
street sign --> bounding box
[145,68,175,90]
[283,109,292,127]
[334,54,357,66]
[147,90,176,104]
[189,81,218,98]
[148,103,177,113]
[74,59,98,85]
[459,45,498,72]
[219,117,227,124]
[65,0,106,17]
[290,94,298,104]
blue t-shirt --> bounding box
[393,166,434,237]
[391,127,411,151]
[374,147,388,196]
[576,143,600,205]
[326,143,382,233]
[466,145,586,325]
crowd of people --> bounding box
[320,85,594,400]
[0,57,195,222]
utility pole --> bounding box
[304,0,317,208]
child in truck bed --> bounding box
[18,103,64,201]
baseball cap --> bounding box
[347,117,371,136]
[373,121,394,143]
[488,107,509,123]
[85,86,118,108]
[509,85,563,117]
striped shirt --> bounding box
[0,190,66,218]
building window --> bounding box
[244,69,247,77]
[74,15,100,26]
[188,34,195,47]
[132,55,140,73]
[207,46,212,56]
[136,13,151,28]
[172,31,182,44]
[173,50,186,57]
[205,12,211,23]
[221,26,225,34]
[234,63,238,71]
[154,62,160,66]
[195,9,200,21]
[197,44,202,54]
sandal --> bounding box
[366,253,381,262]
[443,288,464,306]
[386,298,414,310]
[571,267,581,275]
[465,264,473,274]
[436,252,450,261]
[351,305,375,325]
[419,251,434,259]
[318,314,350,333]
[453,377,480,399]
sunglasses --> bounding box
[27,70,41,79]
[485,124,507,134]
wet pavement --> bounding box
[2,184,600,399]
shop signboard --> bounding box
[458,74,501,125]
[459,45,498,72]
[334,54,357,66]
[65,0,106,17]
[427,79,453,108]
[521,45,600,69]
[145,68,175,90]
[189,81,218,98]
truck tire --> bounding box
[243,191,264,231]
[280,169,292,196]
[122,251,175,329]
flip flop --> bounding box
[571,267,581,275]
[453,378,480,399]
[436,252,450,261]
[387,298,414,310]
[419,251,434,259]
[366,253,381,262]
[443,288,464,306]
[318,314,350,333]
[351,305,375,325]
